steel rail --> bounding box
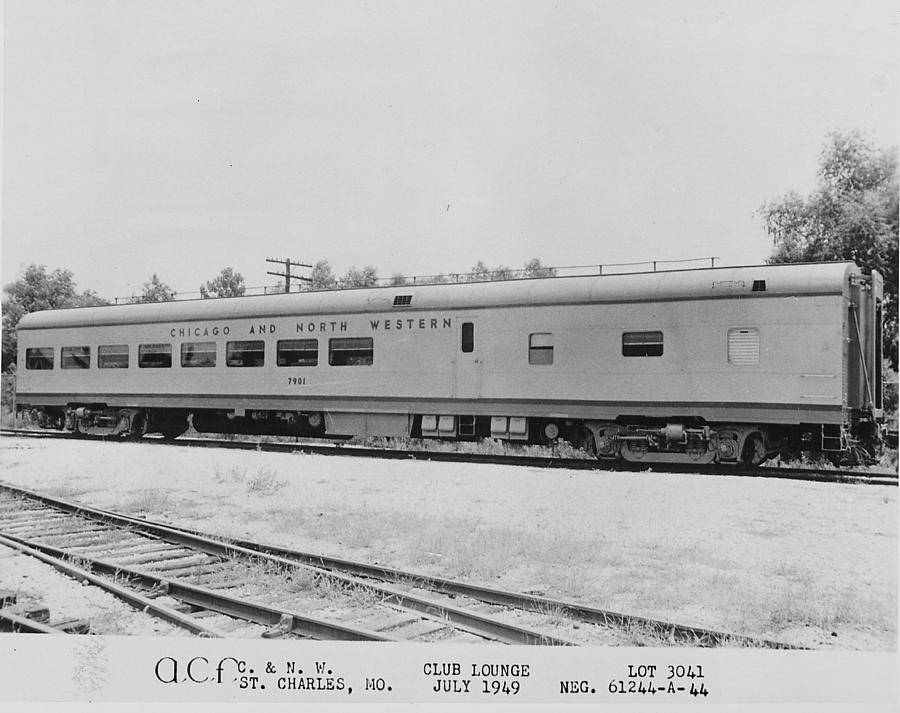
[0,531,390,641]
[0,483,573,645]
[1,482,802,649]
[0,608,64,634]
[0,532,226,637]
[2,428,895,485]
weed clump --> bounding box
[213,465,287,493]
[245,468,287,494]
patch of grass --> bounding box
[117,489,173,514]
[260,507,304,534]
[211,465,287,493]
[552,567,594,601]
[214,465,248,483]
[761,580,885,631]
[415,522,607,582]
[297,503,614,585]
[326,505,383,549]
[204,557,319,595]
[62,552,95,573]
[535,600,571,627]
[245,468,287,494]
[342,580,384,608]
[724,567,895,640]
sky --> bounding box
[2,0,898,301]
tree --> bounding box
[760,130,898,369]
[308,260,337,290]
[389,273,409,286]
[523,257,556,278]
[139,274,176,303]
[467,261,493,282]
[339,265,378,289]
[1,265,108,372]
[200,267,245,298]
[466,261,520,281]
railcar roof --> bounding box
[18,261,859,330]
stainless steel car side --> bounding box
[15,261,885,465]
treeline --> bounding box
[302,257,556,291]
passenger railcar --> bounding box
[15,261,885,464]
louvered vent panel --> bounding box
[752,279,767,292]
[728,328,760,364]
[392,295,412,307]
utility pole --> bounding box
[266,257,312,293]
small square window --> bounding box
[98,345,129,369]
[61,346,91,369]
[182,342,216,368]
[25,347,54,370]
[529,333,554,365]
[329,338,373,366]
[226,340,265,367]
[622,331,663,357]
[278,339,318,366]
[139,343,172,368]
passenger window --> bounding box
[25,347,54,370]
[329,337,373,366]
[277,339,318,366]
[226,340,265,367]
[98,345,129,369]
[139,343,172,368]
[529,333,554,365]
[727,328,760,365]
[622,331,663,357]
[461,322,474,353]
[182,342,217,368]
[61,346,91,369]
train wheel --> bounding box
[839,446,870,467]
[740,434,766,466]
[127,412,147,440]
[539,421,560,445]
[579,428,598,458]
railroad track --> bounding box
[0,588,90,634]
[0,482,572,643]
[2,428,896,486]
[0,481,800,648]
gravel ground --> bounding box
[0,435,896,649]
